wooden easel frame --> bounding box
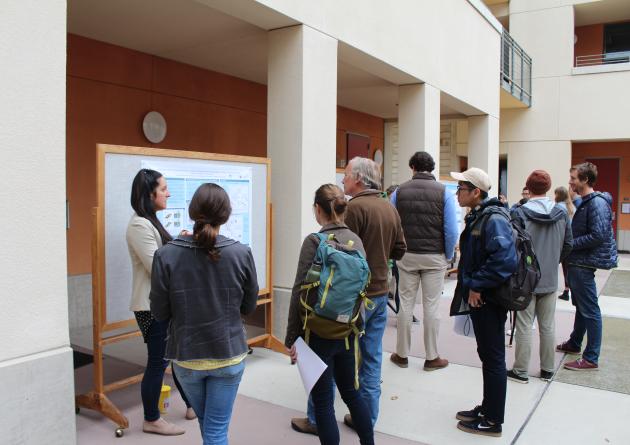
[76,145,284,433]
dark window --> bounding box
[604,22,630,56]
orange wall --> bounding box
[572,141,630,230]
[67,35,384,275]
[574,24,604,65]
[337,106,385,165]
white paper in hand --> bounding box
[294,337,328,395]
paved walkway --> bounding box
[75,255,630,444]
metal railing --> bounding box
[500,30,532,106]
[575,52,630,67]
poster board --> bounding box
[97,144,271,331]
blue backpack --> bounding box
[300,233,372,388]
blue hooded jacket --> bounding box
[450,198,518,315]
[568,191,617,270]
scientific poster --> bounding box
[142,160,253,246]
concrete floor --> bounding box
[74,255,630,444]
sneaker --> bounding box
[290,417,318,436]
[540,370,554,381]
[507,369,529,384]
[423,357,449,371]
[390,353,409,368]
[142,418,185,436]
[343,414,355,431]
[457,418,502,437]
[556,341,581,355]
[185,407,197,420]
[558,290,570,301]
[456,405,483,422]
[564,358,599,371]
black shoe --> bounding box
[540,370,554,381]
[558,290,570,301]
[457,418,502,437]
[455,405,483,422]
[507,369,529,384]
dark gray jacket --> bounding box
[284,223,365,348]
[150,235,259,361]
[512,198,573,294]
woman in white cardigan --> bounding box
[126,169,192,436]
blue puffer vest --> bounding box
[567,192,617,270]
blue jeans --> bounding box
[568,266,602,364]
[173,361,245,445]
[309,333,374,445]
[307,295,388,427]
[141,319,190,421]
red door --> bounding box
[585,158,619,237]
[347,133,370,163]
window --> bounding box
[604,22,630,63]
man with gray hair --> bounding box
[291,157,406,435]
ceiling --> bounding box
[574,0,630,27]
[67,0,472,118]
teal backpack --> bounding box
[300,232,372,388]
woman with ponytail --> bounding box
[150,183,259,445]
[285,184,374,445]
[126,169,191,436]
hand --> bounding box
[288,344,298,364]
[468,290,483,308]
[179,229,192,236]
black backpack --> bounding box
[480,209,541,312]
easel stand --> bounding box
[77,201,283,437]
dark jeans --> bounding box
[142,319,190,421]
[309,333,374,445]
[470,301,507,425]
[561,259,570,290]
[568,266,602,364]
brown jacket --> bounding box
[284,223,365,347]
[345,190,407,297]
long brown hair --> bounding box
[314,184,347,224]
[188,183,232,261]
[554,186,574,218]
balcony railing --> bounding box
[501,30,532,106]
[575,51,630,67]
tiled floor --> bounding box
[74,256,630,444]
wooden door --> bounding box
[585,157,619,237]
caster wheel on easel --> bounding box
[75,407,80,414]
[115,428,124,438]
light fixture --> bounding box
[142,111,167,143]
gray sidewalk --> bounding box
[75,255,630,444]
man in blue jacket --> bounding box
[450,167,517,438]
[557,162,617,371]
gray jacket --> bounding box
[284,223,365,348]
[150,235,259,361]
[512,198,573,294]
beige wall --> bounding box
[210,0,502,118]
[501,1,630,203]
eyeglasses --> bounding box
[456,185,474,193]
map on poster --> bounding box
[142,160,252,246]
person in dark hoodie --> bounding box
[450,167,517,438]
[507,171,573,384]
[557,162,617,371]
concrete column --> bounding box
[0,1,75,443]
[506,141,571,204]
[468,115,500,196]
[267,25,337,337]
[398,83,441,178]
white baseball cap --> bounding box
[450,168,492,192]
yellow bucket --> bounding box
[159,384,171,414]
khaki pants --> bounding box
[512,292,557,377]
[396,252,447,360]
